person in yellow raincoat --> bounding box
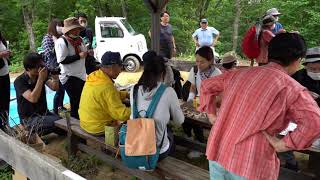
[79,51,130,135]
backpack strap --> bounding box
[145,84,167,118]
[132,84,167,119]
[61,36,69,48]
[132,85,140,119]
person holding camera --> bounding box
[41,18,66,115]
[14,53,60,135]
[55,17,87,119]
[0,31,11,130]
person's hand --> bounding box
[79,51,88,59]
[263,131,290,152]
[0,50,11,58]
[207,113,216,125]
[309,91,319,99]
[38,67,48,83]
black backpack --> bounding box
[171,67,184,99]
[181,66,198,101]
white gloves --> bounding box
[187,92,195,102]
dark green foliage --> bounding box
[0,0,319,70]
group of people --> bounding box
[0,7,320,180]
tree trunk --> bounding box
[22,0,36,52]
[96,0,103,16]
[232,0,241,51]
[121,0,128,18]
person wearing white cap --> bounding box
[292,47,320,104]
[266,8,285,34]
[192,18,220,52]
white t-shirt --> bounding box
[187,66,222,96]
[55,36,87,84]
[0,42,9,76]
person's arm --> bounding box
[148,30,151,38]
[264,90,320,152]
[168,88,184,125]
[192,31,199,47]
[119,90,129,101]
[105,85,131,121]
[55,38,87,64]
[198,73,228,114]
[187,67,197,102]
[213,34,220,47]
[21,68,48,103]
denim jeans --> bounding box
[209,161,246,180]
[53,81,65,114]
[22,112,61,136]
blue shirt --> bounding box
[272,22,284,34]
[192,27,219,47]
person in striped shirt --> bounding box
[199,33,320,180]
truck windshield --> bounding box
[120,19,137,35]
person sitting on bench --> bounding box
[14,53,60,135]
[79,51,130,136]
[130,55,184,161]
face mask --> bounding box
[56,26,63,34]
[307,71,320,80]
[80,22,87,28]
[68,34,80,39]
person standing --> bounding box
[159,11,176,59]
[192,19,220,52]
[76,12,94,50]
[256,15,276,66]
[0,31,11,130]
[199,33,320,180]
[266,8,285,34]
[41,18,66,115]
[55,17,87,119]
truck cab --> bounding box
[95,17,148,72]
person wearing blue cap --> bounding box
[79,51,130,135]
[192,18,220,52]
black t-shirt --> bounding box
[160,24,173,49]
[14,72,48,119]
[80,27,94,49]
[292,68,320,106]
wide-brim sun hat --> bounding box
[62,17,85,34]
[266,8,281,16]
[222,51,237,64]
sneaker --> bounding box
[187,150,204,159]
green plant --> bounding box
[0,165,13,180]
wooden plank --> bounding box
[77,143,160,180]
[54,118,116,152]
[158,157,209,180]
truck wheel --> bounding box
[124,56,140,72]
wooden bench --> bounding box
[55,117,209,180]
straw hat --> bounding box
[62,17,84,34]
[222,51,237,64]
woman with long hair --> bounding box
[129,55,184,161]
[41,18,65,115]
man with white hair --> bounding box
[266,8,285,34]
[192,18,220,52]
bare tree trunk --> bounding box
[96,0,103,16]
[121,0,128,18]
[22,0,36,52]
[232,0,241,51]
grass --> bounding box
[61,153,103,178]
[0,165,13,180]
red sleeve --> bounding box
[198,72,229,114]
[283,90,320,150]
